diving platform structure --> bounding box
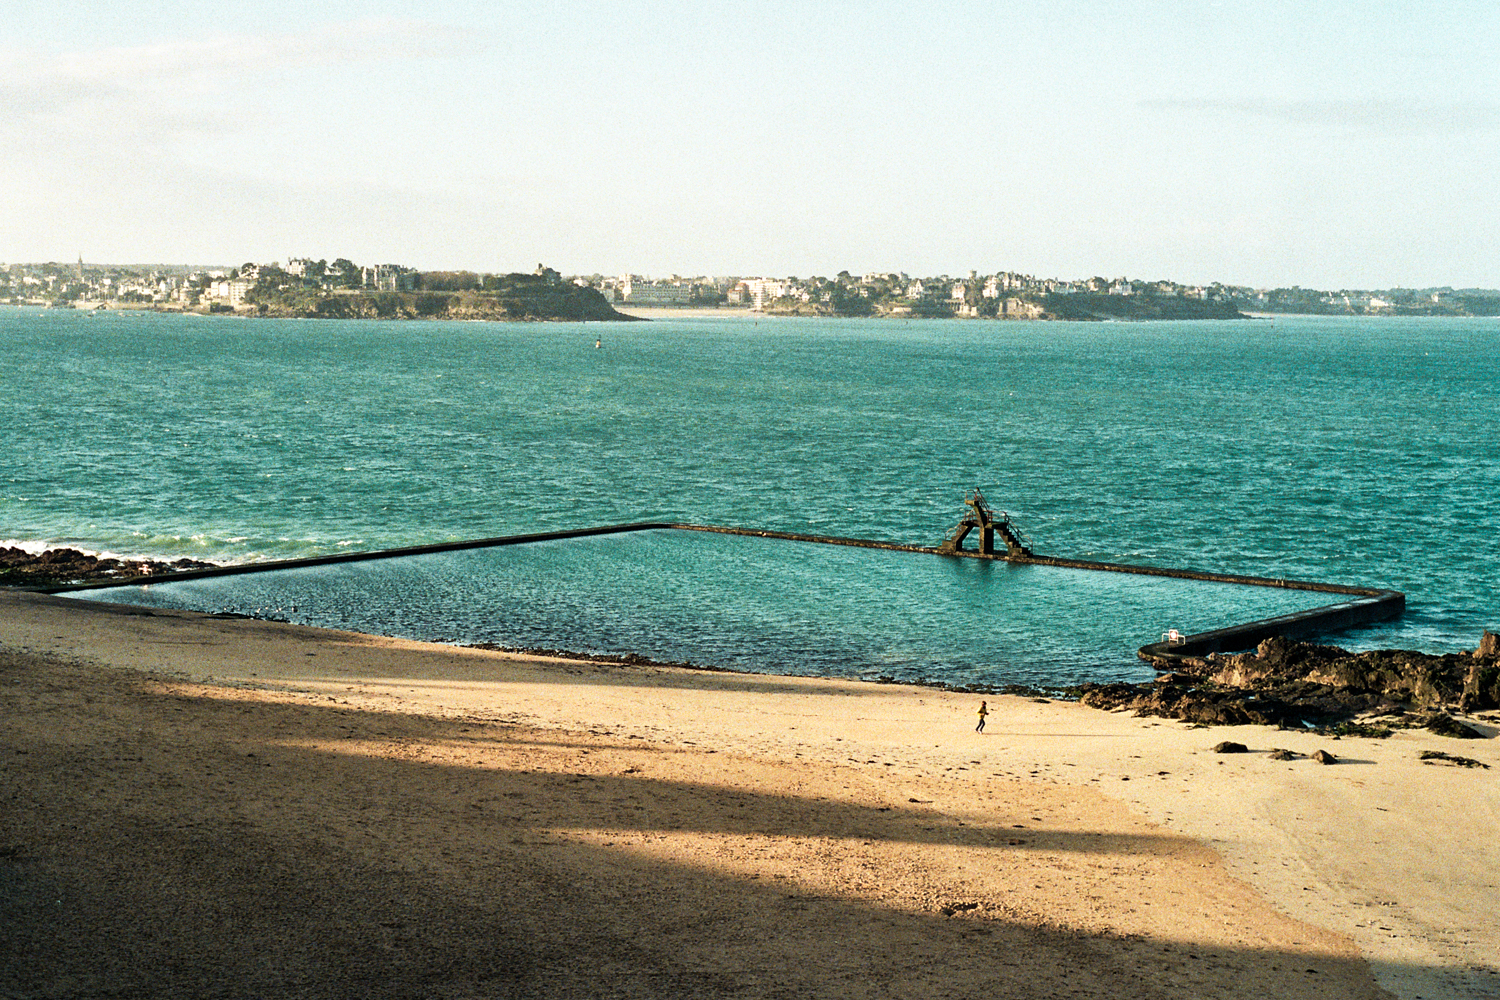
[939,488,1033,558]
[929,490,1402,664]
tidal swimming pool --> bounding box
[74,528,1335,687]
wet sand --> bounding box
[3,589,1496,998]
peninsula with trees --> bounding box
[6,256,1499,322]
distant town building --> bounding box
[997,297,1045,319]
[738,278,801,310]
[207,278,252,306]
[619,275,695,306]
[361,264,416,292]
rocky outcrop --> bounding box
[1038,292,1248,321]
[247,284,638,322]
[1080,633,1500,730]
[0,547,215,589]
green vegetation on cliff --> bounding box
[1036,292,1247,321]
[245,270,633,322]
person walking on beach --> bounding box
[975,700,988,733]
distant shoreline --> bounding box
[12,301,1499,323]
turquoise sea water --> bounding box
[4,307,1496,682]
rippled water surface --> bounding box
[6,307,1497,681]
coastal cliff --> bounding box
[246,283,636,322]
[759,291,1248,321]
[1035,292,1247,321]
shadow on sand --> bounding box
[0,651,1447,1000]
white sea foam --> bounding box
[1,538,136,562]
[1,538,62,555]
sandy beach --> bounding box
[2,589,1496,999]
[610,306,766,321]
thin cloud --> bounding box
[1142,97,1500,134]
[8,18,466,84]
[0,20,468,150]
[1,19,467,132]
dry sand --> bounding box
[2,589,1497,999]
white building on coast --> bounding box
[618,275,695,306]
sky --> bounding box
[3,1,1497,289]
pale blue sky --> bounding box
[3,1,1497,287]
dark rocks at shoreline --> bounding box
[1078,633,1500,733]
[1036,292,1249,322]
[0,546,216,589]
[1424,712,1487,739]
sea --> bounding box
[3,306,1496,688]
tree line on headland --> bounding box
[7,257,1499,322]
[241,266,629,322]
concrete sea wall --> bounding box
[48,521,1404,662]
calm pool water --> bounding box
[77,528,1334,687]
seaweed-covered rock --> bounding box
[1099,632,1500,729]
[1423,713,1486,739]
[1419,750,1490,768]
[1203,637,1480,709]
[1205,636,1349,687]
[0,546,215,589]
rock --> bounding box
[1477,631,1499,659]
[1077,683,1146,712]
[1461,658,1500,713]
[1312,749,1338,765]
[0,545,215,588]
[1212,741,1249,754]
[1076,682,1307,727]
[1423,713,1486,739]
[1419,750,1490,769]
[1114,631,1500,728]
[1268,748,1300,761]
